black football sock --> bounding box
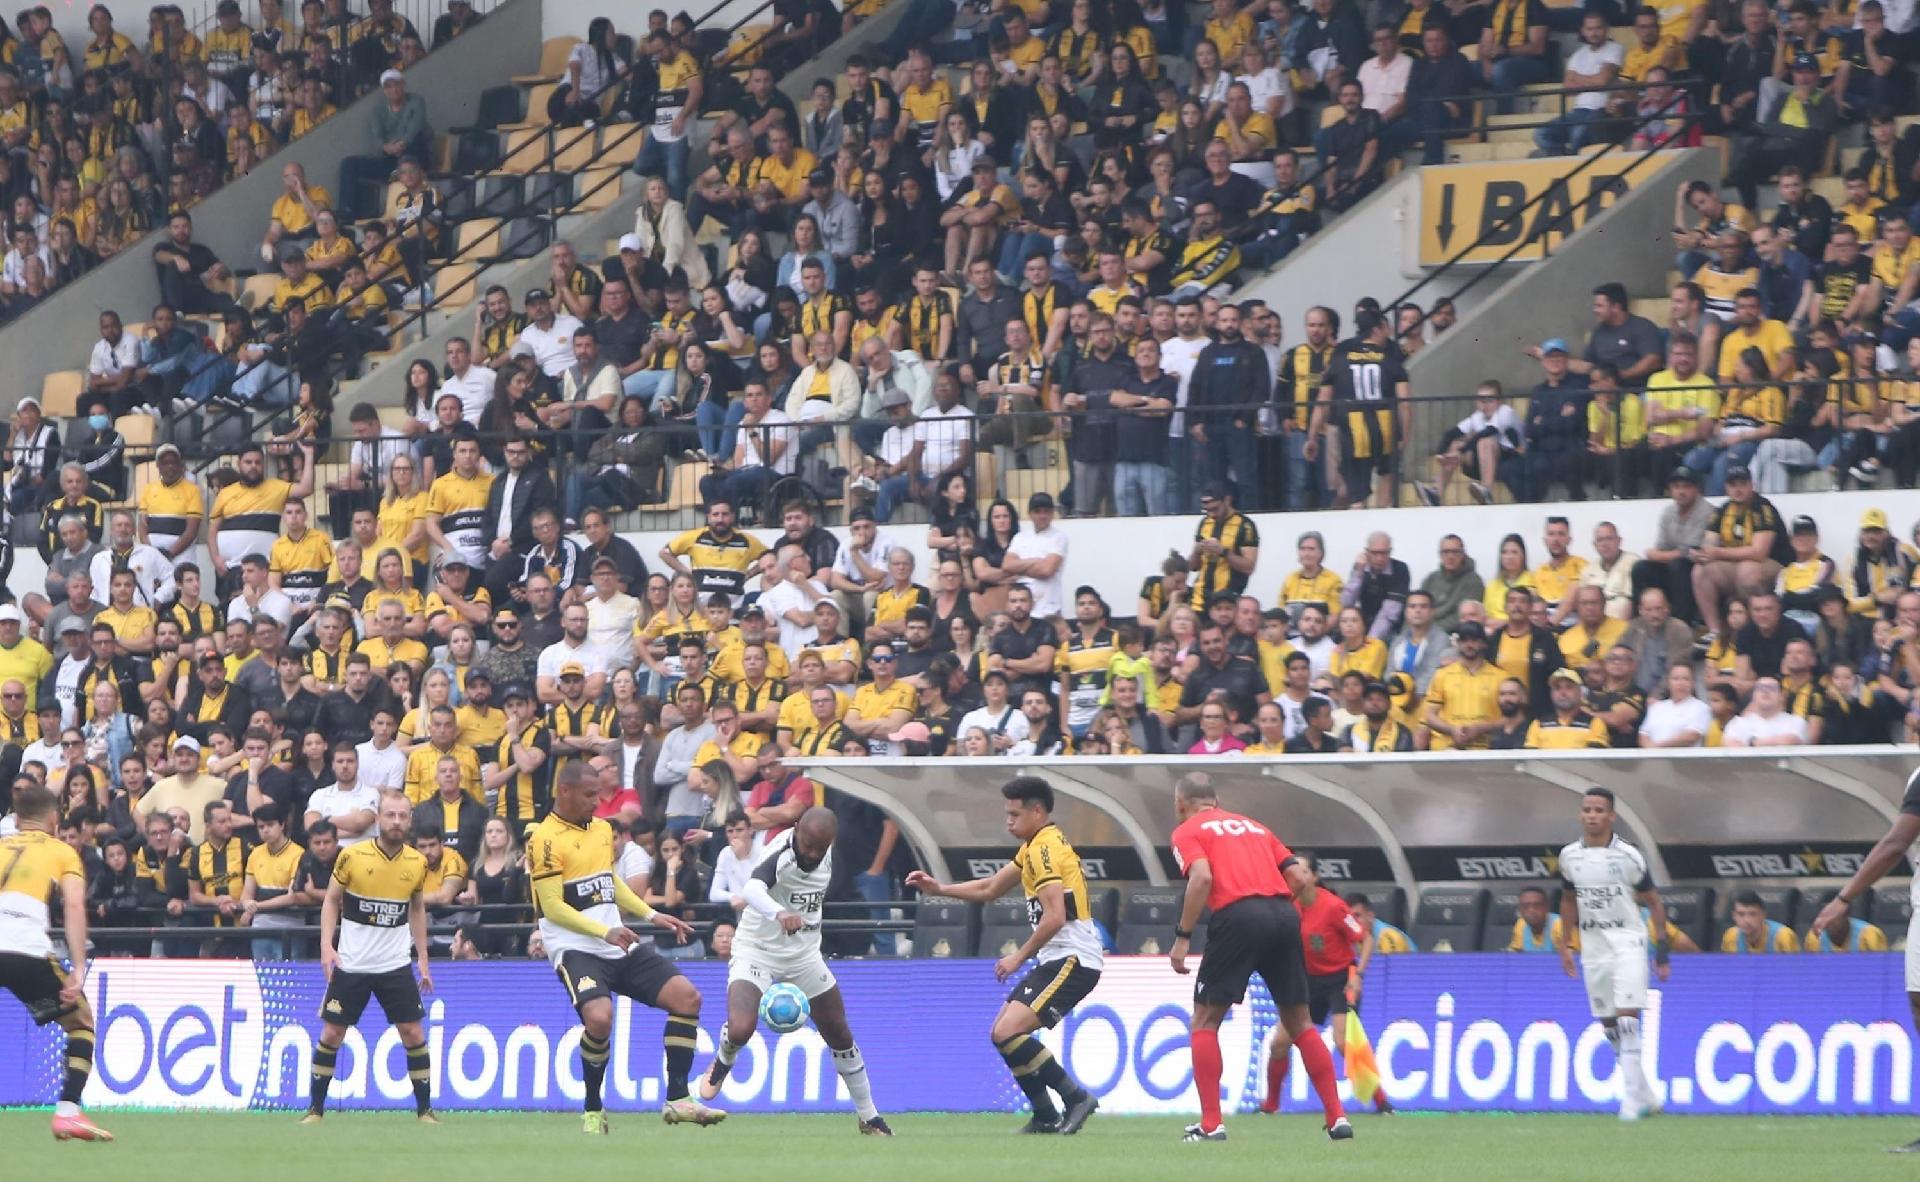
[663,1014,700,1101]
[580,1031,610,1113]
[405,1043,433,1114]
[310,1042,339,1112]
[61,1026,95,1105]
[996,1034,1061,1121]
[1028,1042,1088,1105]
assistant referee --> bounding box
[1168,772,1352,1143]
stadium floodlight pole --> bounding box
[1812,773,1920,1153]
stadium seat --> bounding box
[1479,884,1556,952]
[432,262,479,309]
[977,897,1030,959]
[1870,884,1913,937]
[39,370,83,418]
[239,274,280,310]
[521,172,572,214]
[500,217,551,260]
[1113,888,1201,955]
[1342,883,1407,929]
[510,36,580,85]
[1411,887,1489,952]
[471,174,525,220]
[910,895,978,958]
[1660,886,1714,950]
[455,218,504,261]
[1091,886,1119,935]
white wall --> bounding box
[12,488,1909,615]
[539,0,766,41]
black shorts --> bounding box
[1306,969,1353,1026]
[1340,452,1391,499]
[1195,895,1309,1009]
[321,965,424,1027]
[0,952,76,1025]
[556,946,682,1012]
[1007,956,1101,1028]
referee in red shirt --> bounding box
[1169,773,1352,1142]
[1263,856,1394,1115]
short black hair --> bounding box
[1584,786,1616,805]
[1001,775,1054,813]
[1731,889,1765,910]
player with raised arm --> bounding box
[307,790,437,1124]
[697,807,892,1135]
[905,776,1101,1135]
[1169,771,1351,1143]
[1557,786,1671,1122]
[1811,767,1920,1152]
[0,785,112,1141]
[528,762,722,1134]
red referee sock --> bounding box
[1191,1028,1224,1132]
[1263,1046,1289,1113]
[1294,1030,1347,1126]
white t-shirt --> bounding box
[958,702,1030,745]
[227,590,295,628]
[739,409,797,475]
[1567,41,1626,111]
[304,781,382,845]
[833,534,892,588]
[1723,709,1809,746]
[354,739,408,791]
[1355,53,1411,114]
[758,576,825,656]
[433,365,496,425]
[538,638,609,682]
[1159,333,1209,438]
[1237,66,1292,117]
[709,844,756,903]
[586,592,641,656]
[89,334,141,380]
[916,403,975,477]
[1639,696,1710,746]
[1008,525,1069,617]
[1294,634,1335,677]
[510,314,587,378]
[879,423,916,469]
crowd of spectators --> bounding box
[0,0,473,323]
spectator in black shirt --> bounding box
[989,585,1057,698]
[1094,336,1178,516]
[1769,166,1832,264]
[1292,0,1367,98]
[894,606,940,681]
[315,653,386,749]
[1486,677,1534,748]
[1183,141,1263,231]
[724,65,798,150]
[1405,26,1480,165]
[1283,694,1343,752]
[1315,81,1383,212]
[1842,3,1906,117]
[1734,589,1806,689]
[151,212,236,318]
[1344,531,1411,639]
[1577,282,1666,383]
[1178,622,1267,734]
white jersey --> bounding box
[1558,833,1653,948]
[1903,769,1920,908]
[736,830,832,959]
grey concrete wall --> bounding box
[1401,147,1720,460]
[335,0,916,412]
[4,0,541,407]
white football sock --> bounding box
[833,1044,880,1120]
[716,1031,742,1067]
[1615,1016,1649,1103]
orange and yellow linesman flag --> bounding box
[1343,1010,1382,1105]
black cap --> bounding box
[1454,620,1488,641]
[1028,491,1056,511]
[465,669,492,684]
[501,682,531,702]
[1363,679,1390,697]
[849,507,876,524]
[1791,51,1820,71]
[741,604,767,619]
[1668,465,1700,486]
[1205,590,1239,610]
[524,288,551,303]
[1792,514,1818,534]
[808,166,833,187]
[1724,463,1752,483]
[1200,481,1232,501]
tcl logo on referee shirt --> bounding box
[1199,818,1269,837]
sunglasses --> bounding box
[870,654,896,663]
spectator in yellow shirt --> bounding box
[1719,891,1800,952]
[261,160,333,262]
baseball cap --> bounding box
[1862,508,1889,530]
[1668,465,1700,486]
[0,605,20,625]
[172,735,201,753]
[848,507,876,524]
[438,554,470,570]
[1792,52,1820,71]
[1539,338,1569,355]
[524,288,551,303]
[1454,620,1488,641]
[1028,491,1056,512]
[1362,679,1390,697]
[1791,514,1818,534]
[465,669,492,685]
[379,68,405,86]
[156,443,182,460]
[59,618,87,634]
[559,661,585,678]
[808,166,833,186]
[879,388,911,410]
[740,604,766,619]
[1724,463,1753,483]
[502,682,532,703]
[1548,667,1583,685]
[493,609,520,624]
[15,396,37,412]
[888,721,932,744]
[618,232,642,252]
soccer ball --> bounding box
[759,982,811,1033]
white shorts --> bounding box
[1581,939,1648,1018]
[1905,910,1920,992]
[728,945,838,999]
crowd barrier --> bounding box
[4,955,1912,1115]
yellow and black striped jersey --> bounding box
[425,470,493,566]
[666,527,767,597]
[1323,338,1408,460]
[546,699,611,775]
[303,645,349,689]
[138,476,204,549]
[270,530,334,609]
[1189,511,1259,608]
[479,312,526,359]
[245,839,305,901]
[330,840,427,974]
[1524,710,1609,749]
[492,721,553,825]
[1013,822,1105,967]
[798,292,850,352]
[166,600,221,645]
[896,291,952,358]
[1169,235,1240,292]
[1277,343,1333,430]
[1022,283,1063,348]
[210,478,291,557]
[1056,625,1116,728]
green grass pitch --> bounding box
[6,1110,1920,1181]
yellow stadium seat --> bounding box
[522,84,558,126]
[595,124,646,167]
[554,129,601,172]
[376,406,414,433]
[666,460,710,511]
[240,274,279,310]
[434,262,479,308]
[573,169,624,211]
[455,218,503,259]
[115,415,156,446]
[39,370,83,418]
[511,36,579,85]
